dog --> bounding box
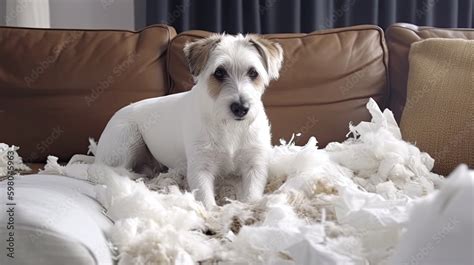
[93,34,283,209]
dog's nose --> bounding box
[230,102,249,118]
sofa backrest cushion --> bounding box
[0,25,176,162]
[386,23,474,122]
[167,25,389,147]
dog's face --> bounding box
[184,34,283,122]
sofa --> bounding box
[0,23,473,264]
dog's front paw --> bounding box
[193,191,217,210]
[202,198,217,210]
[241,171,267,203]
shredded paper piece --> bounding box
[2,98,461,265]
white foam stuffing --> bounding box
[1,99,451,264]
[0,144,30,176]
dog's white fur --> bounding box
[94,34,283,208]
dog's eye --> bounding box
[248,68,258,79]
[213,67,227,80]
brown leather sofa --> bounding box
[1,23,473,174]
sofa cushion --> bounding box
[400,39,474,175]
[386,23,474,122]
[167,26,389,147]
[0,174,113,265]
[0,25,176,163]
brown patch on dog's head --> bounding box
[252,71,265,90]
[248,35,284,81]
[207,74,222,99]
[183,34,222,77]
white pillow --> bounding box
[0,175,113,265]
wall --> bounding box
[49,0,135,30]
[0,1,5,25]
[0,0,144,30]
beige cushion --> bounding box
[400,38,474,175]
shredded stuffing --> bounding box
[0,144,30,176]
[1,99,450,264]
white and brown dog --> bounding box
[94,34,283,209]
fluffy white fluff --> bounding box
[0,144,30,176]
[389,165,473,265]
[2,99,453,264]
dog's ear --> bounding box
[183,34,221,77]
[248,35,284,81]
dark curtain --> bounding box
[140,0,474,33]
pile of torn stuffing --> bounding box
[1,99,455,264]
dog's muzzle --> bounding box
[230,102,250,119]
